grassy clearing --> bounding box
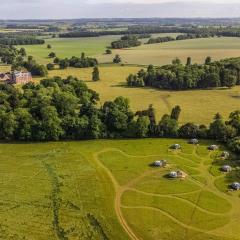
[44,66,240,125]
[0,139,239,240]
[97,37,240,65]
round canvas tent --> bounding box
[221,151,230,159]
[152,160,167,167]
[208,145,218,150]
[189,139,199,144]
[231,182,240,190]
[169,171,178,178]
[171,144,181,150]
[221,165,232,172]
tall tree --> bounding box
[92,66,100,81]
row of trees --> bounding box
[59,25,240,39]
[111,35,141,49]
[0,37,44,45]
[147,36,175,44]
[126,57,240,90]
[0,77,239,154]
[147,33,215,45]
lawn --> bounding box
[0,139,239,240]
[97,37,240,66]
[45,66,240,125]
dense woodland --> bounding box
[0,76,239,154]
[127,57,240,89]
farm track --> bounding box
[93,147,237,240]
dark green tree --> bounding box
[92,66,100,81]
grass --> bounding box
[44,65,240,125]
[0,139,239,240]
[19,35,120,64]
[97,37,240,66]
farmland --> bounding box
[19,35,240,67]
[97,37,240,66]
[45,66,240,124]
[0,139,239,240]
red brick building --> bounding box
[0,71,32,84]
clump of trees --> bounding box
[56,53,98,69]
[147,36,175,44]
[113,54,121,64]
[12,55,48,77]
[111,35,141,49]
[126,57,240,90]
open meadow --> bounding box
[19,35,120,64]
[97,37,240,66]
[45,66,240,125]
[0,139,239,240]
[19,35,240,67]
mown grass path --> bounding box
[93,146,240,240]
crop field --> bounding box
[45,66,240,124]
[0,139,239,240]
[97,37,240,66]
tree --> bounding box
[53,57,60,64]
[102,97,133,135]
[48,52,56,58]
[113,54,121,64]
[172,58,181,65]
[171,105,181,121]
[34,106,63,141]
[81,52,85,59]
[178,123,199,138]
[59,59,69,69]
[186,57,192,66]
[92,66,100,81]
[14,108,34,140]
[47,63,54,70]
[0,110,17,140]
[157,114,178,137]
[205,56,212,65]
[106,49,112,54]
[209,113,236,142]
[47,44,52,49]
[19,48,26,57]
[228,137,240,154]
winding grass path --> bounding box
[92,146,239,240]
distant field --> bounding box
[20,35,120,64]
[19,33,181,65]
[0,139,239,240]
[45,66,240,125]
[97,37,240,65]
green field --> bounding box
[45,66,240,125]
[0,139,239,240]
[20,35,120,64]
[97,37,240,65]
